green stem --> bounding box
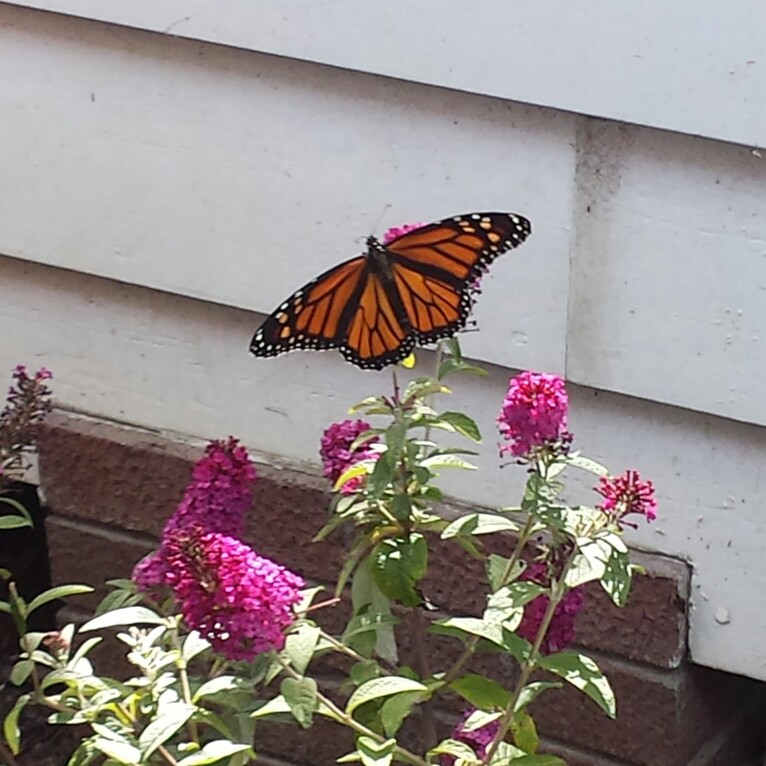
[481,552,577,765]
[170,624,199,745]
[411,608,438,750]
[279,661,429,766]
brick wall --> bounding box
[36,412,765,766]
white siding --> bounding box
[7,0,766,148]
[1,4,765,679]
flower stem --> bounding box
[170,623,199,745]
[279,661,429,766]
[481,552,577,765]
[411,607,438,750]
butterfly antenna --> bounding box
[372,203,392,235]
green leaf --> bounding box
[501,629,533,664]
[193,675,252,703]
[81,606,166,631]
[487,555,524,592]
[420,454,477,471]
[514,681,562,711]
[450,674,511,709]
[182,630,211,662]
[335,461,372,492]
[432,617,504,648]
[138,702,195,757]
[3,692,30,754]
[511,709,538,754]
[346,676,427,717]
[368,452,395,495]
[350,660,381,686]
[429,739,479,764]
[93,736,141,764]
[442,513,520,540]
[283,624,321,675]
[357,735,396,766]
[281,677,318,729]
[0,600,10,614]
[10,659,34,685]
[489,741,526,765]
[510,756,567,765]
[371,534,428,607]
[28,584,93,614]
[379,690,423,736]
[176,741,253,766]
[0,516,33,530]
[566,454,609,477]
[539,652,616,718]
[250,695,291,719]
[437,412,482,442]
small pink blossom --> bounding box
[596,470,657,525]
[517,562,585,655]
[497,371,570,459]
[163,526,304,660]
[319,419,378,494]
[382,222,426,245]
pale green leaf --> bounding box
[28,585,93,614]
[283,624,321,675]
[281,677,318,729]
[138,702,195,757]
[176,741,252,766]
[346,676,427,716]
[357,736,396,766]
[539,652,616,718]
[81,606,166,631]
[442,514,520,540]
[3,693,30,754]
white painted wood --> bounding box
[567,121,766,426]
[6,0,766,149]
[2,255,765,679]
[0,5,574,374]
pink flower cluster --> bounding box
[132,438,304,661]
[1,365,53,486]
[382,221,425,245]
[497,371,570,459]
[319,419,379,494]
[442,709,501,764]
[163,527,304,660]
[164,437,256,539]
[596,469,657,525]
[517,562,585,655]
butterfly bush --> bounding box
[319,418,379,494]
[132,436,304,661]
[163,526,304,661]
[0,365,53,488]
[497,371,571,459]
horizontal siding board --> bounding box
[2,256,766,679]
[0,5,574,373]
[567,121,766,426]
[4,0,766,149]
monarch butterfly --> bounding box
[250,212,532,370]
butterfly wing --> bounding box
[250,256,411,370]
[251,211,531,370]
[384,212,531,344]
[250,256,368,358]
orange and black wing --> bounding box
[250,257,411,370]
[384,212,531,344]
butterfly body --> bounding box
[251,212,532,370]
